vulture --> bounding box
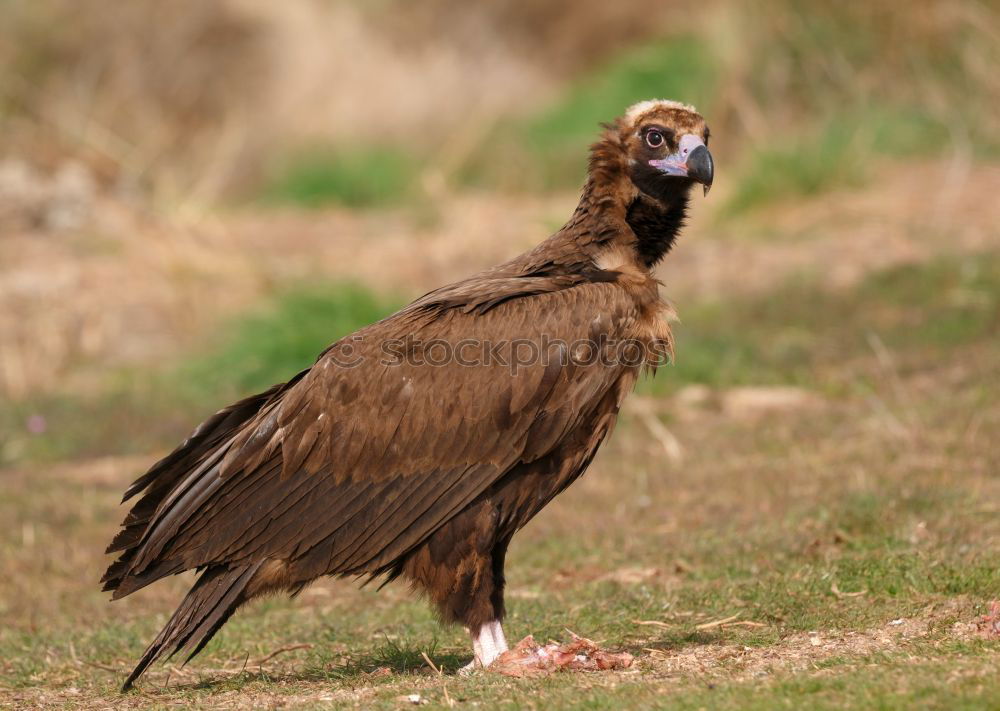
[103,99,714,689]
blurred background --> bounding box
[1,0,998,456]
[2,0,999,706]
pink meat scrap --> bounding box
[490,634,634,678]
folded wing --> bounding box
[103,277,646,597]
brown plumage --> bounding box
[103,99,713,689]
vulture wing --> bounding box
[104,275,651,598]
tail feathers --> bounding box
[103,378,306,596]
[121,562,262,692]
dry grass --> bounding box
[0,0,675,204]
[3,0,997,205]
[1,214,999,706]
[1,325,998,707]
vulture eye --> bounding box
[644,130,665,149]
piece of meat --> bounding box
[489,633,634,678]
[977,600,1000,638]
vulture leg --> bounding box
[460,619,509,673]
[486,619,510,652]
[401,500,513,671]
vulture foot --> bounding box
[461,620,508,673]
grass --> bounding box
[0,282,399,464]
[722,106,967,216]
[244,3,1000,213]
[5,0,999,213]
[453,2,1000,211]
[712,0,1000,213]
[262,146,421,209]
[723,120,867,216]
[644,251,1000,393]
[257,22,996,215]
[2,247,999,708]
[1,342,997,706]
[180,281,398,398]
[4,251,996,466]
[457,35,716,193]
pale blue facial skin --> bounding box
[647,134,707,176]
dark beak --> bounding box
[686,145,714,196]
[648,134,715,196]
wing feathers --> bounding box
[105,278,651,596]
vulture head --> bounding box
[584,99,714,266]
[619,99,713,201]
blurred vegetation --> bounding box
[3,1,996,210]
[263,1,1000,209]
[644,252,1000,395]
[262,146,420,209]
[0,0,268,198]
[180,282,398,397]
[5,252,997,465]
[0,283,399,464]
[459,0,999,210]
[457,36,717,193]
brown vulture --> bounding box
[103,99,713,689]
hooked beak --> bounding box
[648,134,714,196]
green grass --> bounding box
[3,250,1000,707]
[644,252,1000,394]
[180,281,398,398]
[447,2,1000,209]
[723,120,867,215]
[249,7,1000,212]
[0,282,399,464]
[723,107,961,215]
[458,35,717,192]
[602,656,1000,711]
[262,146,420,209]
[714,0,1000,212]
[2,383,998,706]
